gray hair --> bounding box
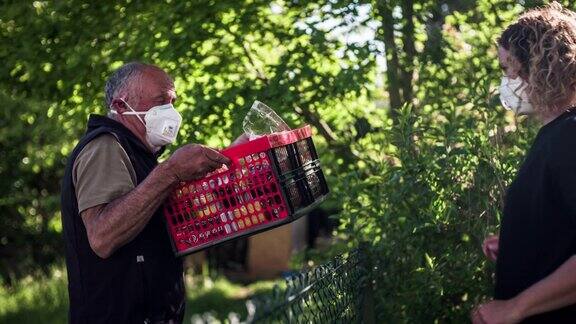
[104,62,149,109]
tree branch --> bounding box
[294,104,338,144]
[224,25,269,83]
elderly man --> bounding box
[61,62,231,323]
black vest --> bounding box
[61,115,184,324]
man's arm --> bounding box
[81,161,176,258]
[472,255,576,323]
[82,144,230,259]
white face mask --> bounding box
[499,76,535,115]
[111,100,182,150]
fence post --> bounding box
[360,242,375,324]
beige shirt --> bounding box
[72,134,137,213]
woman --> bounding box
[472,2,576,323]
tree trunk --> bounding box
[400,0,416,105]
[376,0,403,122]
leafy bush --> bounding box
[340,84,541,322]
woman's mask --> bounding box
[499,76,535,115]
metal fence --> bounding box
[190,247,373,324]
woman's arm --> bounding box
[472,255,576,323]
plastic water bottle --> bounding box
[242,101,290,140]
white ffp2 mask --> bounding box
[499,76,534,115]
[111,100,182,149]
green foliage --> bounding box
[0,0,372,281]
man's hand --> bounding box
[166,144,231,182]
[471,299,524,324]
[482,234,499,262]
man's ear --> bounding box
[110,98,128,113]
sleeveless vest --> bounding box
[61,115,184,324]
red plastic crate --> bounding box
[163,125,329,256]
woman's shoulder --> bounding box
[543,113,576,162]
[548,112,576,139]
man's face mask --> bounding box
[111,99,182,150]
[499,76,535,115]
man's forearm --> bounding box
[86,161,178,257]
[513,255,576,318]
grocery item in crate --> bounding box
[243,100,290,140]
[163,125,329,256]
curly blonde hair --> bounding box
[498,2,576,115]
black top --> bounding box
[60,115,185,324]
[495,109,576,322]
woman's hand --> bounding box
[471,299,525,324]
[482,234,499,262]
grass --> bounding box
[0,267,68,323]
[184,276,277,321]
[0,265,278,324]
